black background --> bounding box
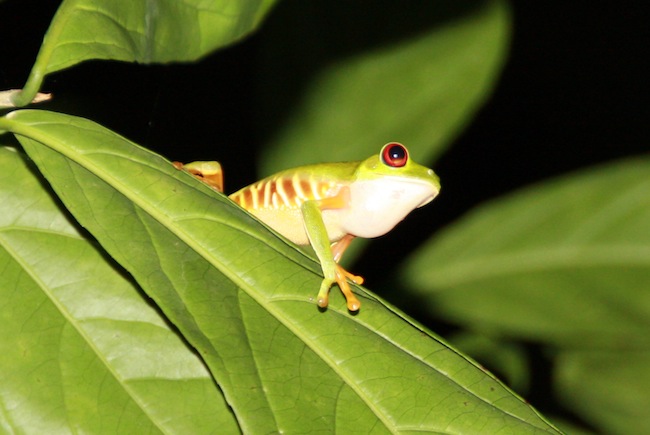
[2,1,647,205]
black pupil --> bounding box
[389,146,405,161]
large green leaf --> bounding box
[404,157,650,348]
[2,109,561,433]
[258,0,510,174]
[0,146,237,433]
[11,0,276,106]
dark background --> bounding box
[2,2,647,203]
[2,0,648,425]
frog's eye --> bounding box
[381,142,408,168]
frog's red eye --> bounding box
[381,142,408,168]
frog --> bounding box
[174,142,440,311]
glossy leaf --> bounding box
[2,109,561,433]
[404,157,650,348]
[14,0,276,105]
[258,0,510,174]
[0,146,237,433]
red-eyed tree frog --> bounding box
[174,142,440,312]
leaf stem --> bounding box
[12,1,74,107]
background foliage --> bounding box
[1,0,648,434]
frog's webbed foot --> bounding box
[316,264,363,312]
[337,266,364,286]
[335,264,362,311]
[316,279,334,310]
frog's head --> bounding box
[356,142,440,206]
[343,143,440,239]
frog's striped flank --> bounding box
[230,173,341,210]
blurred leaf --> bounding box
[2,109,561,433]
[405,156,650,434]
[404,157,650,348]
[258,0,510,174]
[448,332,530,394]
[550,418,596,435]
[0,146,237,433]
[555,350,650,434]
[14,0,277,105]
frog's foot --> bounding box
[338,266,364,286]
[316,278,334,309]
[334,265,362,311]
[316,265,362,311]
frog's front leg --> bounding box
[301,192,362,311]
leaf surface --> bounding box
[0,146,237,433]
[3,109,561,433]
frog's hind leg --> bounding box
[173,161,224,192]
[330,234,364,284]
[329,235,362,311]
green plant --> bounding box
[3,1,646,434]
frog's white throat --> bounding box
[337,177,438,239]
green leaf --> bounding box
[404,157,650,348]
[258,0,510,174]
[555,350,650,434]
[14,0,277,105]
[3,109,561,433]
[404,157,650,433]
[447,332,530,394]
[0,146,237,433]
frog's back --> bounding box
[228,162,358,244]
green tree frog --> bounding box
[174,142,440,312]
